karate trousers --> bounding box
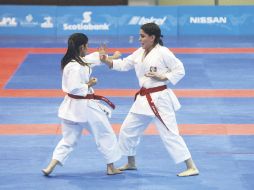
[52,108,121,165]
[119,99,191,164]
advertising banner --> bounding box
[178,6,254,35]
[55,6,177,46]
[0,5,56,36]
[0,5,253,46]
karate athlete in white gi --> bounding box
[100,23,199,177]
[42,33,122,176]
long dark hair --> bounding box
[141,22,163,46]
[61,33,89,70]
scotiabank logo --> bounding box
[82,12,92,23]
[128,16,166,25]
[63,11,109,31]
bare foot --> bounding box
[42,168,52,176]
[177,168,199,177]
[118,164,137,171]
[107,168,122,175]
[41,159,59,176]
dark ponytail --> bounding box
[158,35,163,46]
[141,22,163,46]
[61,33,88,70]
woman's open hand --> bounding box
[145,72,167,81]
[99,43,107,62]
[111,51,121,59]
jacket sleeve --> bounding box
[62,63,89,96]
[162,48,185,85]
[112,49,140,71]
[84,52,101,67]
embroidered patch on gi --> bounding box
[150,66,157,72]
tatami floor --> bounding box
[0,36,254,190]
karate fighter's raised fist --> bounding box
[87,77,98,87]
[145,72,167,81]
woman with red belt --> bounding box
[100,23,199,177]
[42,33,122,176]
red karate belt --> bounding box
[134,85,168,130]
[67,93,115,109]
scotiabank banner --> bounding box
[56,5,177,41]
[55,6,177,46]
[0,5,253,38]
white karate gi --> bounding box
[112,44,191,164]
[53,52,121,165]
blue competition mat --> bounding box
[0,135,253,190]
[5,53,254,89]
[1,97,254,124]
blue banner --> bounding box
[0,5,56,36]
[178,6,254,35]
[0,5,253,43]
